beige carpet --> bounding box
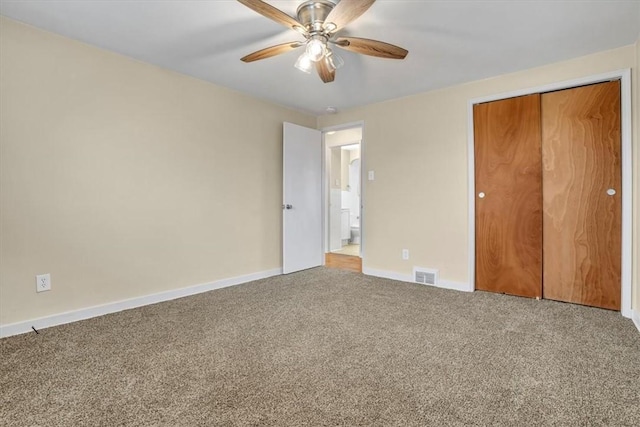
[1,268,639,426]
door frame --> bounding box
[467,69,633,318]
[321,121,366,261]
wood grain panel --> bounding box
[542,81,621,310]
[241,42,303,63]
[335,37,408,59]
[237,0,302,31]
[325,253,362,273]
[316,57,336,83]
[474,94,542,298]
[325,0,376,31]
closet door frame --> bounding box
[466,69,633,319]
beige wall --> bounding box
[330,148,342,189]
[1,16,638,328]
[319,45,638,310]
[0,18,315,325]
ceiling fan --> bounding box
[237,0,408,83]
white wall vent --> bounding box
[413,267,439,286]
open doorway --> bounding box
[323,124,363,272]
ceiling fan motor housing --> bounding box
[296,0,336,32]
[238,0,408,83]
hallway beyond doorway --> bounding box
[325,253,362,273]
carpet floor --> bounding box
[1,268,639,426]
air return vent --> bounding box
[413,267,439,286]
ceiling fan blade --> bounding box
[241,42,304,62]
[324,0,376,31]
[334,37,408,59]
[237,0,306,33]
[316,57,336,83]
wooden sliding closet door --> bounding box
[541,81,621,310]
[474,94,542,298]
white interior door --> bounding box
[283,122,323,274]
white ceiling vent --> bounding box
[413,267,439,286]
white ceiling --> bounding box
[1,1,639,115]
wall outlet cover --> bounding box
[36,274,51,292]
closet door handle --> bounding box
[478,192,486,199]
[606,189,616,196]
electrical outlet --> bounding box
[402,249,409,260]
[36,274,51,292]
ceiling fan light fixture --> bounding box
[306,36,327,62]
[323,22,337,33]
[294,52,314,73]
[326,49,344,70]
[237,0,409,83]
[293,25,308,35]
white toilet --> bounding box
[350,223,360,244]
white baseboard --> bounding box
[362,267,473,293]
[632,310,640,334]
[0,268,282,339]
